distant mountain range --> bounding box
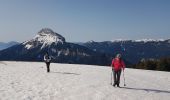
[0,28,170,66]
[0,28,110,66]
[0,41,19,50]
[80,39,170,64]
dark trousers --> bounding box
[113,69,122,86]
[46,62,50,72]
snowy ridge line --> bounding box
[111,39,165,43]
[86,39,167,43]
[133,39,165,42]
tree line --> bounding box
[131,57,170,72]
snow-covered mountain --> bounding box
[0,41,19,50]
[111,39,165,43]
[81,39,170,64]
[23,28,65,49]
[0,28,110,66]
[0,61,170,100]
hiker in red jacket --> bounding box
[111,54,125,87]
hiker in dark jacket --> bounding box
[111,54,126,87]
[44,52,51,72]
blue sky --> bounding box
[0,0,170,42]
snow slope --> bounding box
[0,61,170,100]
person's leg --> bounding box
[48,63,50,72]
[46,62,50,72]
[117,70,122,87]
[46,63,48,72]
[115,71,119,86]
[113,70,117,86]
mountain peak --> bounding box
[23,28,66,49]
[35,28,65,43]
[38,28,55,35]
[37,28,64,38]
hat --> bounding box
[116,53,121,58]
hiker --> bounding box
[111,54,125,87]
[44,52,51,72]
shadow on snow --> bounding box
[121,87,170,94]
[50,71,80,75]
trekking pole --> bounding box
[111,70,113,85]
[123,70,126,86]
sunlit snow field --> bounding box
[0,61,170,100]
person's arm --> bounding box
[44,55,46,61]
[49,56,51,61]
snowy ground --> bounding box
[0,61,170,100]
